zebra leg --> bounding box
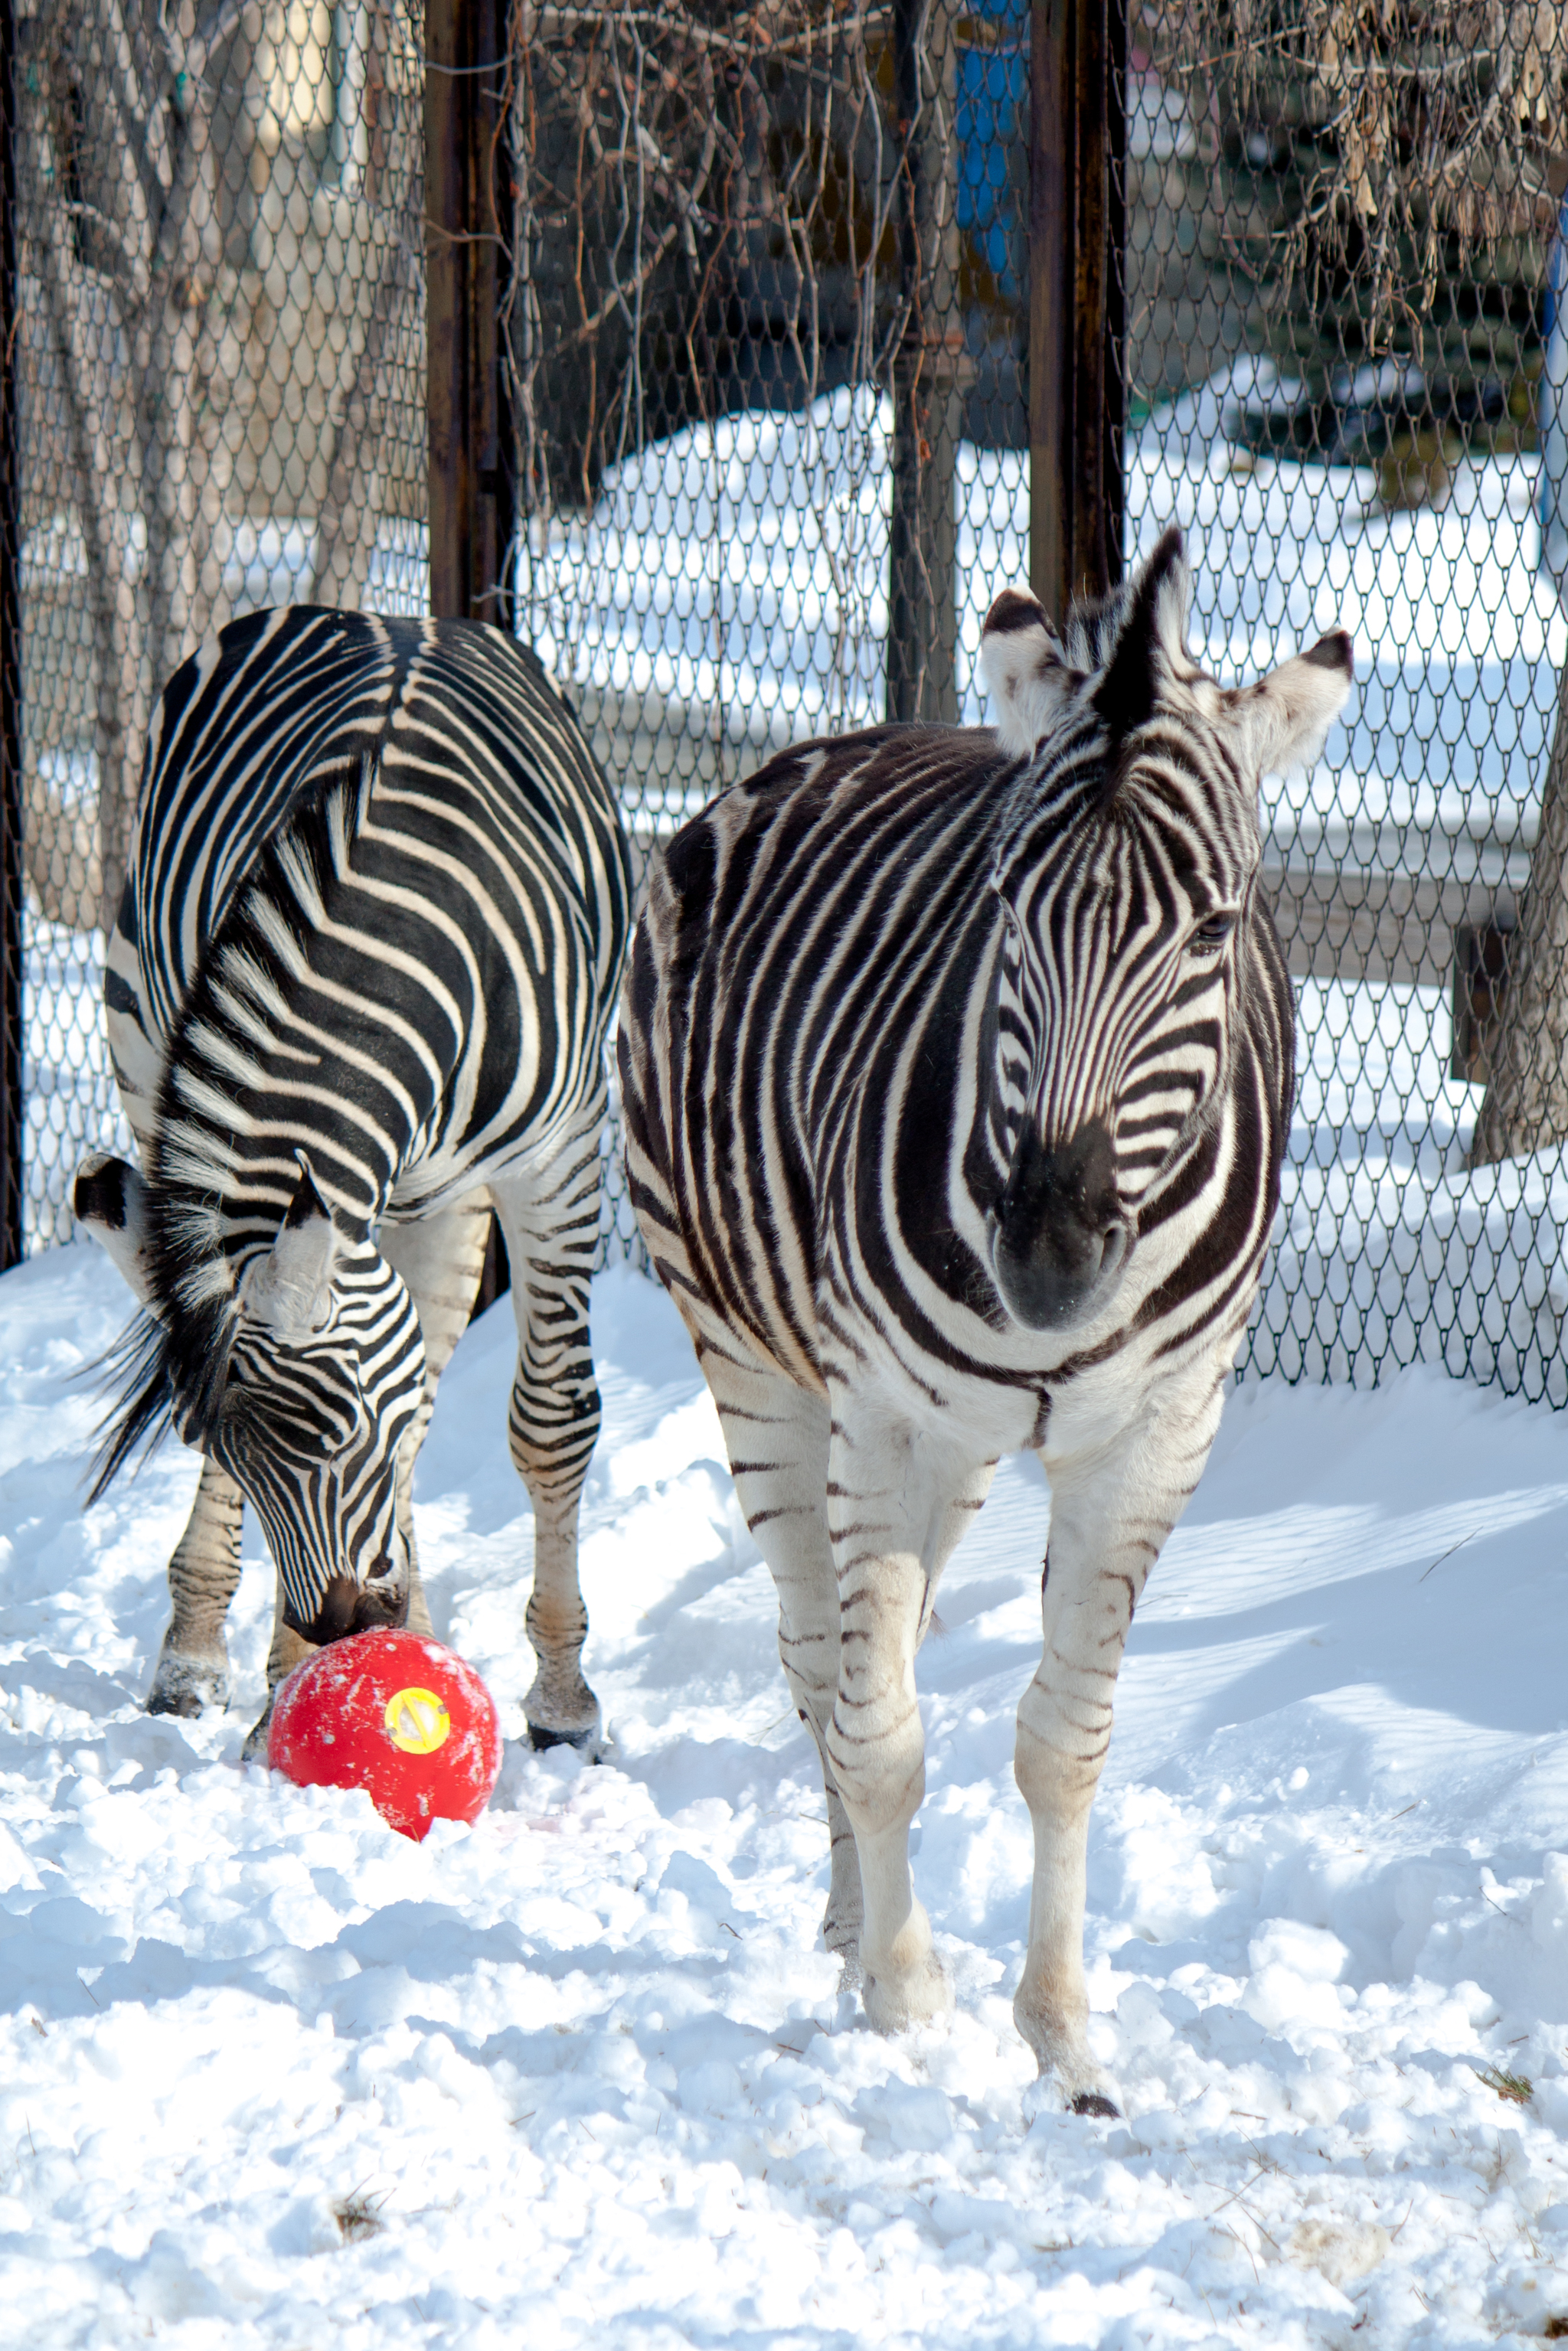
[145,1456,246,1716]
[1014,1378,1226,2112]
[822,1393,995,2033]
[236,1196,496,1761]
[701,1345,867,1967]
[105,981,247,1724]
[379,1193,495,1638]
[492,1135,605,1753]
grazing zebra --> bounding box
[620,529,1351,2109]
[74,606,632,1757]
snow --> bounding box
[4,1243,1567,2347]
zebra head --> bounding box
[977,526,1353,1334]
[76,1153,428,1648]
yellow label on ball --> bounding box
[385,1686,451,1755]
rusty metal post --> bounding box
[1029,0,1124,621]
[0,0,22,1269]
[426,0,515,1311]
[426,0,514,630]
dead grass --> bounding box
[332,2186,388,2245]
[1471,2063,1533,2107]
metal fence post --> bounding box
[426,0,515,631]
[0,0,21,1272]
[888,0,962,727]
[426,0,517,1313]
[1029,0,1124,619]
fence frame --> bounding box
[426,0,516,1311]
[1030,0,1123,619]
[0,0,21,1275]
[426,0,514,633]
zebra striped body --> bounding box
[621,531,1351,2104]
[77,606,632,1752]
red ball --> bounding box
[268,1628,502,1842]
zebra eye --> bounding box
[1192,913,1236,952]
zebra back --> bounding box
[125,607,629,1054]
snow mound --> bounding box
[2,1246,1567,2346]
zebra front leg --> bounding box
[381,1193,495,1638]
[706,1351,866,1970]
[146,1457,246,1716]
[1017,1380,1224,2111]
[822,1397,994,2033]
[493,1147,605,1753]
[236,1606,318,1762]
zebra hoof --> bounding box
[240,1706,274,1765]
[522,1672,601,1760]
[526,1721,601,1759]
[145,1651,230,1718]
[1071,2091,1120,2119]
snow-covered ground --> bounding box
[3,1243,1566,2349]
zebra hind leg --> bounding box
[379,1192,495,1639]
[238,1607,318,1762]
[146,1456,246,1717]
[493,1152,605,1755]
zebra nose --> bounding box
[991,1118,1132,1331]
[289,1568,410,1647]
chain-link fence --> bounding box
[513,0,1031,1249]
[1129,0,1568,1399]
[14,0,1568,1403]
[16,0,427,1245]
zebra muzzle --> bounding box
[288,1568,411,1648]
[990,1118,1133,1332]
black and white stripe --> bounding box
[619,529,1352,2105]
[77,605,632,1753]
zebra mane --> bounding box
[87,1239,241,1504]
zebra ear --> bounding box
[979,589,1077,756]
[238,1160,340,1340]
[74,1153,156,1307]
[1092,526,1191,738]
[1230,631,1354,777]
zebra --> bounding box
[74,605,632,1758]
[619,528,1351,2110]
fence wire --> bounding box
[16,0,1568,1406]
[512,0,1029,1253]
[16,0,427,1245]
[1130,0,1568,1399]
